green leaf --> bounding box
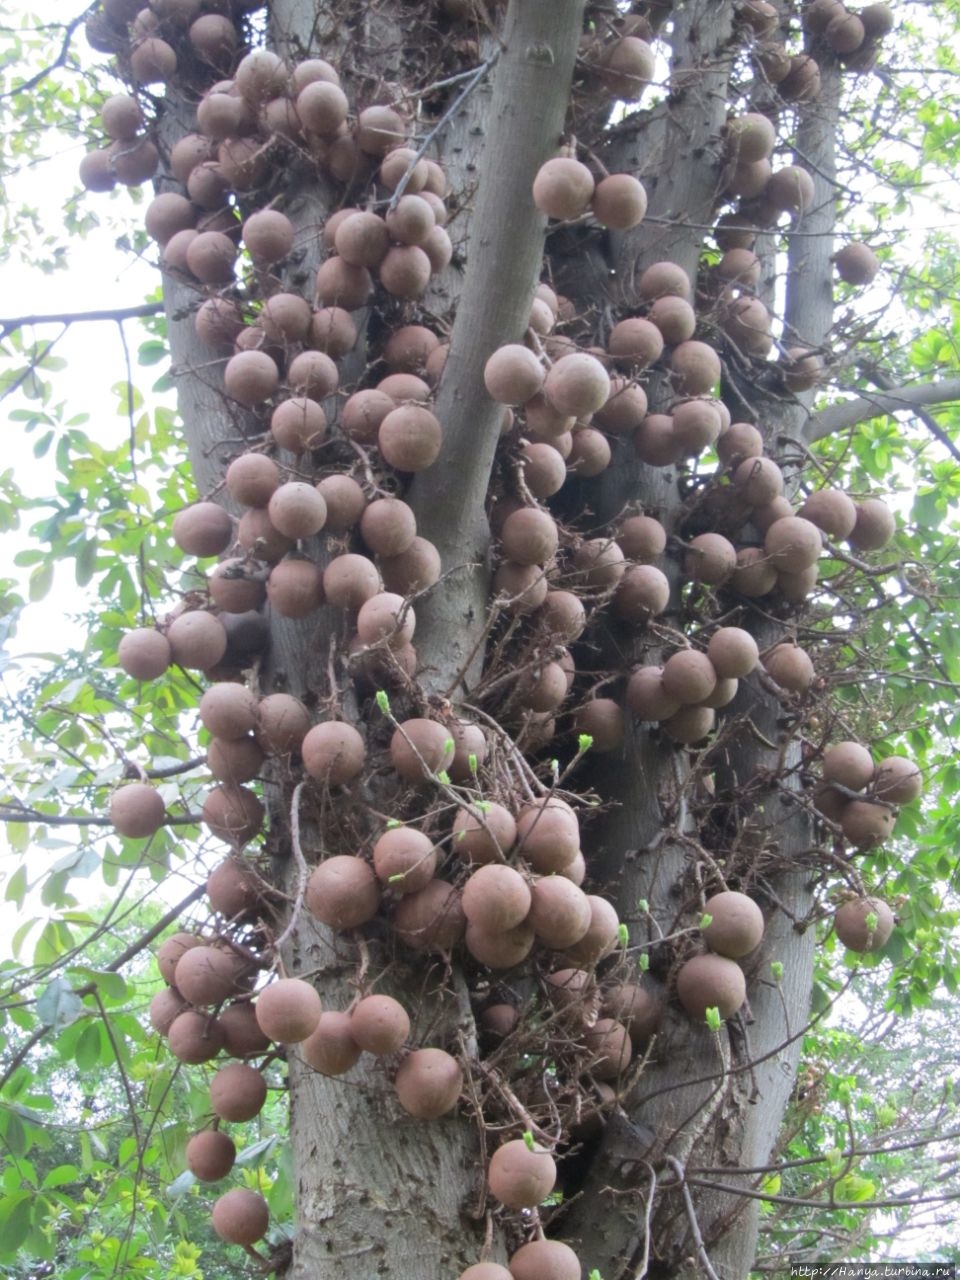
[75,1020,105,1073]
[0,1193,32,1257]
[833,1172,876,1202]
[36,977,83,1031]
[41,1164,79,1190]
[28,560,53,602]
[74,538,97,587]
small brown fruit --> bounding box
[110,783,165,839]
[211,1188,269,1245]
[834,897,895,952]
[350,993,410,1055]
[701,891,764,958]
[675,953,746,1020]
[210,1061,268,1122]
[301,1010,362,1075]
[395,1048,462,1119]
[255,977,322,1044]
[306,855,380,929]
[488,1139,556,1209]
[301,721,366,786]
[186,1129,236,1181]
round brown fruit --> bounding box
[626,665,680,721]
[301,1009,361,1075]
[515,799,579,873]
[223,350,280,408]
[508,1240,581,1280]
[661,650,717,706]
[873,756,922,805]
[597,34,655,99]
[167,1010,226,1063]
[186,1129,236,1181]
[488,1138,556,1209]
[242,209,294,265]
[613,564,670,622]
[305,855,380,929]
[675,953,746,1020]
[848,498,895,551]
[763,643,815,693]
[110,783,165,839]
[822,740,874,791]
[360,497,417,558]
[701,891,764,958]
[395,1047,463,1118]
[303,677,370,748]
[840,800,895,850]
[484,344,544,405]
[461,864,531,932]
[834,897,895,952]
[532,157,595,220]
[211,1187,269,1245]
[202,785,264,848]
[220,1000,272,1058]
[149,987,187,1035]
[255,692,311,756]
[661,704,716,744]
[323,553,381,611]
[528,876,592,949]
[379,404,443,472]
[316,475,366,533]
[563,895,620,967]
[591,172,647,229]
[585,1017,632,1079]
[572,538,626,589]
[206,856,264,920]
[372,826,437,894]
[118,628,171,680]
[671,341,721,396]
[543,352,611,418]
[174,944,250,1007]
[255,977,322,1044]
[392,880,465,953]
[452,801,517,865]
[706,627,758,679]
[835,242,879,286]
[764,516,823,573]
[798,488,858,539]
[602,982,661,1042]
[574,698,624,752]
[210,1061,268,1122]
[350,993,410,1055]
[199,683,258,741]
[685,532,736,586]
[616,512,670,558]
[390,718,455,782]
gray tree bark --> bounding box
[159,0,863,1276]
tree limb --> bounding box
[805,376,960,443]
[0,302,164,338]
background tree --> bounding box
[2,0,960,1278]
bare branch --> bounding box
[0,302,164,338]
[0,7,89,103]
[805,376,960,443]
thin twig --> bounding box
[664,1155,721,1280]
[273,781,310,955]
[390,49,502,208]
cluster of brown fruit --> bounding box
[80,0,921,1271]
[815,741,922,853]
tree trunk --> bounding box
[159,1,851,1276]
